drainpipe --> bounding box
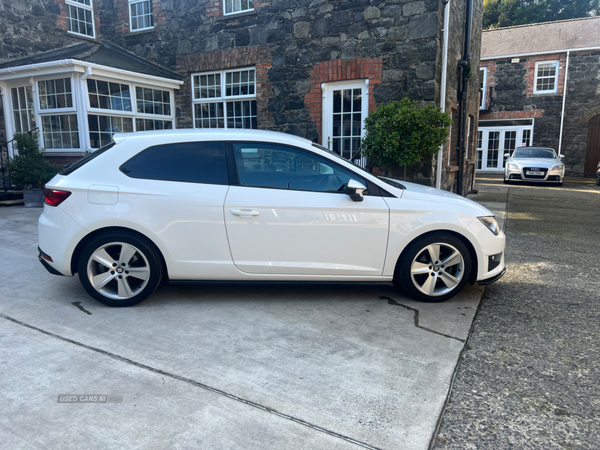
[436,0,451,189]
[456,0,473,196]
[558,50,570,157]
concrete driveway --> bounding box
[0,206,485,450]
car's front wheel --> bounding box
[78,232,163,307]
[394,233,472,302]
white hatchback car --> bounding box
[39,129,505,307]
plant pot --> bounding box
[22,188,44,208]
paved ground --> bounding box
[434,175,600,449]
[0,205,485,450]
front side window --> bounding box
[534,61,559,94]
[224,0,254,15]
[129,0,153,31]
[192,69,257,130]
[232,143,366,193]
[11,86,36,133]
[66,0,95,38]
[120,142,229,185]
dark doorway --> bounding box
[584,114,600,177]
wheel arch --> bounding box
[70,226,169,279]
[392,229,479,284]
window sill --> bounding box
[126,28,156,37]
[531,92,560,97]
[66,31,97,42]
[446,165,459,173]
[217,9,257,21]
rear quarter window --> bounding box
[120,141,229,185]
[61,142,116,175]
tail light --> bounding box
[44,188,71,207]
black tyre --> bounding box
[596,174,600,186]
[78,231,163,307]
[503,179,509,184]
[394,233,472,302]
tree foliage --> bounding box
[360,98,452,171]
[483,0,599,29]
[8,132,60,189]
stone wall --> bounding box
[0,0,84,64]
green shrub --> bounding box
[360,98,452,176]
[8,132,60,189]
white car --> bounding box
[39,129,505,307]
[504,147,565,185]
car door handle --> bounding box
[230,209,260,217]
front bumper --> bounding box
[505,165,564,182]
[477,267,506,285]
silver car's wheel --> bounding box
[78,232,162,307]
[395,233,472,302]
[87,242,151,300]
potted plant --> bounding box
[8,131,60,207]
[360,98,452,181]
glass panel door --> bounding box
[503,130,517,167]
[323,81,368,168]
[486,131,500,168]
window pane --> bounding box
[41,114,80,149]
[87,114,133,148]
[135,118,173,131]
[67,3,94,37]
[194,103,225,129]
[130,0,154,30]
[232,142,365,193]
[225,69,255,98]
[11,87,36,133]
[136,87,171,115]
[225,100,257,129]
[120,142,229,185]
[39,78,73,110]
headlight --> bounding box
[551,164,564,171]
[478,216,500,236]
[507,163,519,170]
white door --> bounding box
[224,141,389,276]
[478,125,533,171]
[322,81,369,168]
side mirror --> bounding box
[504,153,510,158]
[559,154,565,159]
[345,179,366,202]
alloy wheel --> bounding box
[409,243,465,297]
[86,242,151,300]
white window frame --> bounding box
[129,0,154,32]
[191,67,257,130]
[85,76,175,148]
[10,85,36,134]
[479,67,487,110]
[65,0,95,39]
[533,60,559,94]
[223,0,254,16]
[35,75,82,152]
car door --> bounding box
[223,142,389,276]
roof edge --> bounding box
[482,16,600,33]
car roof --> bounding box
[112,129,314,147]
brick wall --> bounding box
[304,57,382,144]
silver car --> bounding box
[504,147,565,186]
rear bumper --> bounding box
[38,248,65,276]
[477,267,506,285]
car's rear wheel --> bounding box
[394,233,472,302]
[78,232,163,307]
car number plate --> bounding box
[526,170,544,176]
